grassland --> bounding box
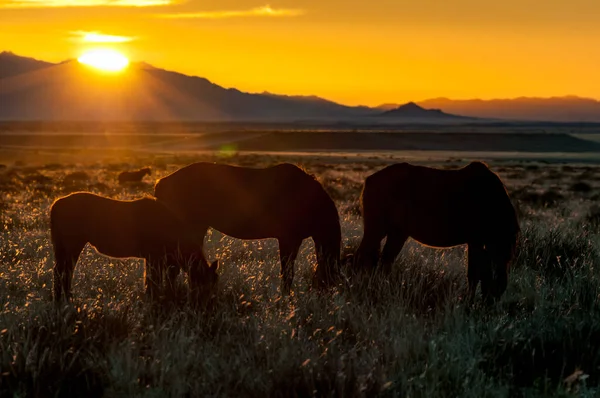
[2,151,600,397]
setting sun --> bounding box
[77,49,129,72]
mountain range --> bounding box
[1,51,600,123]
[416,97,600,123]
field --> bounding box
[2,148,600,397]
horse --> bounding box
[50,192,219,302]
[154,162,342,294]
[118,167,151,185]
[355,161,520,302]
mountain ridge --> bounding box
[0,57,375,121]
[2,51,600,122]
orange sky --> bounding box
[1,0,599,106]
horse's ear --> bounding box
[210,260,219,272]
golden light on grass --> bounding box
[77,49,129,72]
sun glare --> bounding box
[77,49,129,72]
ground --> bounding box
[1,149,600,397]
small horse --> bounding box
[50,192,218,302]
[118,167,151,185]
[355,161,520,302]
[154,162,342,293]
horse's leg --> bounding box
[467,243,486,304]
[279,238,302,295]
[52,243,69,301]
[53,241,83,302]
[186,252,210,303]
[52,242,68,302]
[479,249,495,305]
[356,226,386,271]
[165,263,180,300]
[483,242,510,301]
[62,251,80,302]
[380,232,408,274]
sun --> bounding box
[78,49,129,72]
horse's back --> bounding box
[51,192,195,257]
[362,162,517,246]
[156,162,311,195]
[155,162,337,240]
[51,192,117,228]
[365,162,506,206]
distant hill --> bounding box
[418,97,600,123]
[377,102,474,122]
[0,51,54,79]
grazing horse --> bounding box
[154,162,342,293]
[50,192,219,302]
[356,161,519,302]
[118,167,151,185]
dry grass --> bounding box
[1,153,600,397]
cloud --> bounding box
[157,5,305,19]
[70,31,135,43]
[0,0,175,7]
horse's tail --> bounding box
[471,163,520,246]
[355,172,391,269]
[498,196,520,270]
[311,178,342,287]
[481,167,521,277]
[492,170,521,263]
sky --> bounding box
[1,0,600,106]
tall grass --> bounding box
[1,157,600,397]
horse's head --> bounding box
[311,204,343,289]
[488,259,508,300]
[313,245,341,289]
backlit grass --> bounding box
[1,153,600,397]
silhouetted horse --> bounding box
[118,167,151,184]
[356,161,519,302]
[154,162,342,293]
[50,192,219,302]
